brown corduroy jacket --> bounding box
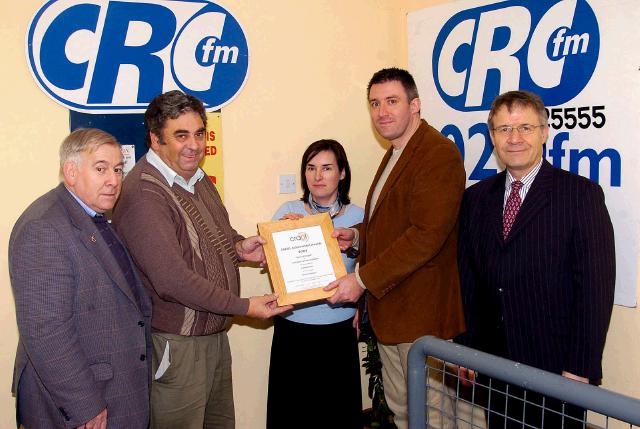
[359,119,466,344]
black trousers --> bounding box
[266,316,362,429]
[480,377,586,429]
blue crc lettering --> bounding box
[550,133,621,186]
[442,122,496,181]
[432,0,600,110]
[28,0,249,112]
[551,27,590,58]
[199,37,239,64]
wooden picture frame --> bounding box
[258,212,346,306]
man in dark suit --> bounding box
[457,90,615,428]
[326,68,466,429]
[9,128,152,429]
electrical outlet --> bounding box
[279,174,296,194]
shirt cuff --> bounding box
[355,264,367,290]
[350,227,360,249]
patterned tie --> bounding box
[503,180,523,240]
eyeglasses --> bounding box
[492,124,546,135]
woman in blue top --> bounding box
[266,139,364,429]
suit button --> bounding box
[138,321,145,327]
[140,354,146,361]
[498,288,503,292]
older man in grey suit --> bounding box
[9,128,152,429]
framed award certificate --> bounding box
[258,212,347,306]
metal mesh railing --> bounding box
[408,336,640,429]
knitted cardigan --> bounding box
[113,157,250,335]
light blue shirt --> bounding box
[65,187,97,217]
[272,200,364,324]
[146,149,204,194]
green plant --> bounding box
[360,322,397,429]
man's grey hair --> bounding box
[59,128,119,178]
[487,90,548,129]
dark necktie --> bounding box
[93,214,142,307]
[503,180,523,240]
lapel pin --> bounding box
[90,235,97,243]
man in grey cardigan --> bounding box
[112,90,291,429]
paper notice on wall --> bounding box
[121,145,136,177]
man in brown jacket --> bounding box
[327,68,466,429]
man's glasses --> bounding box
[492,124,546,135]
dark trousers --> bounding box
[481,377,586,429]
[267,316,362,429]
[476,331,586,428]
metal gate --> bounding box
[407,336,640,428]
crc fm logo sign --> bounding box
[433,0,599,111]
[27,0,249,113]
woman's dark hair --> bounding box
[300,139,351,205]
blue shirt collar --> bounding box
[65,186,98,217]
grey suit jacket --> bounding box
[9,183,152,428]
